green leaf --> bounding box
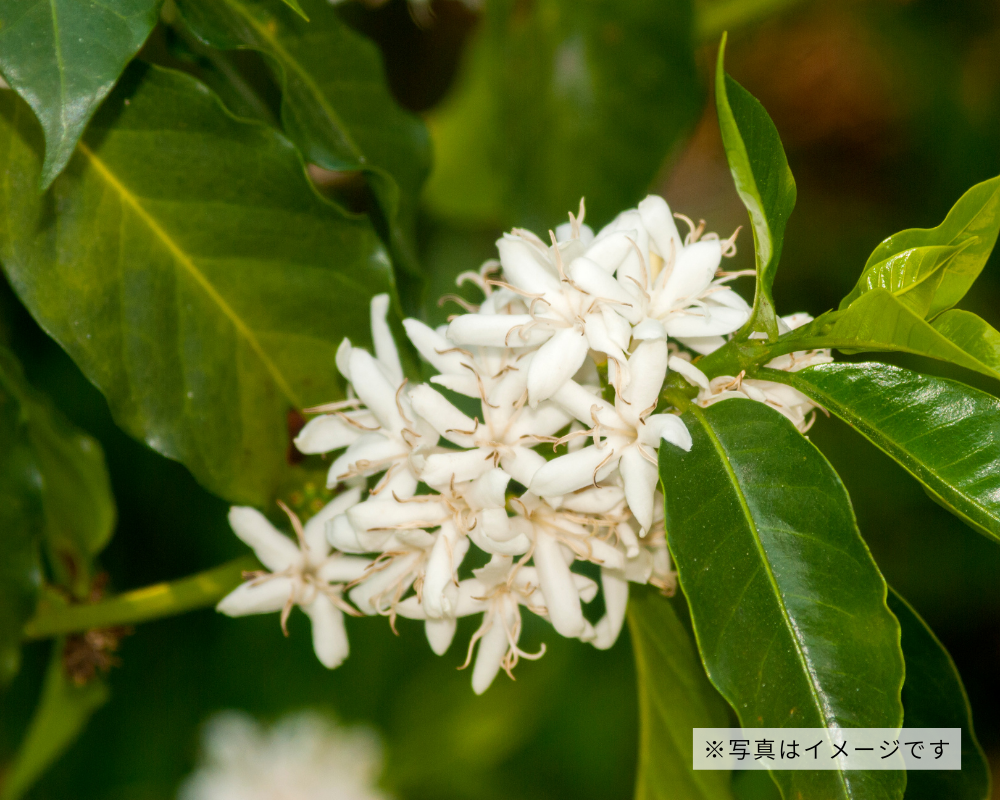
[174,0,430,283]
[837,244,963,315]
[776,363,1000,544]
[0,348,115,597]
[0,377,44,685]
[659,400,905,800]
[0,64,392,506]
[424,0,703,230]
[862,174,1000,318]
[0,640,109,800]
[628,587,736,800]
[0,0,161,188]
[777,289,1000,383]
[888,589,991,800]
[714,33,796,340]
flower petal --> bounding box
[447,314,547,348]
[568,257,643,324]
[654,240,722,312]
[550,379,614,426]
[228,507,300,572]
[585,230,635,273]
[675,335,726,355]
[423,521,468,618]
[619,339,667,426]
[408,384,479,447]
[591,570,629,650]
[216,576,295,617]
[619,447,658,533]
[663,305,749,338]
[471,602,514,695]
[465,468,511,510]
[421,448,494,487]
[498,235,561,295]
[303,593,350,669]
[349,552,420,615]
[348,349,406,434]
[403,318,470,375]
[534,532,586,637]
[653,414,692,452]
[425,618,458,656]
[294,413,366,455]
[303,487,362,561]
[317,555,372,584]
[638,195,683,263]
[370,293,403,385]
[526,327,590,405]
[530,445,618,497]
[328,433,406,487]
[326,513,368,554]
[499,446,547,488]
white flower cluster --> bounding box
[179,711,390,800]
[218,196,828,693]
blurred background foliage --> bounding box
[1,0,999,797]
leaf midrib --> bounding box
[690,404,852,799]
[76,140,301,408]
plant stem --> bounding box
[22,556,257,639]
[696,0,810,43]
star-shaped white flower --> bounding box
[529,339,691,533]
[217,493,370,668]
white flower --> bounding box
[678,314,833,432]
[294,294,437,496]
[445,204,644,405]
[530,339,691,533]
[179,711,390,800]
[216,496,369,669]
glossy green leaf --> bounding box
[0,64,392,506]
[175,0,430,282]
[0,640,109,800]
[715,34,796,340]
[777,363,1000,544]
[0,377,44,685]
[777,289,1000,383]
[888,589,991,800]
[863,174,1000,318]
[837,244,962,315]
[628,587,735,800]
[660,400,905,800]
[424,0,702,230]
[0,348,115,597]
[0,0,161,188]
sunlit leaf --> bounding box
[777,289,1000,383]
[0,0,161,188]
[0,64,392,506]
[424,0,702,230]
[175,0,430,284]
[659,399,905,800]
[778,363,1000,544]
[838,244,962,315]
[863,174,1000,318]
[714,33,795,340]
[0,640,109,800]
[888,589,991,800]
[629,587,735,800]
